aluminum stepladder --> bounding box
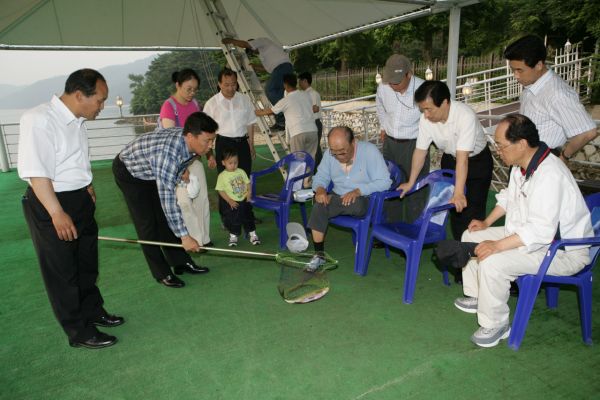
[200,0,290,178]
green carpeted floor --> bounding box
[1,149,599,400]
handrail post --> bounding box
[0,124,11,172]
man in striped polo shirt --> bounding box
[504,35,598,162]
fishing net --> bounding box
[98,236,339,304]
[275,252,338,304]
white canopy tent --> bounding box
[0,0,478,97]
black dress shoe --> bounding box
[92,313,125,328]
[69,332,117,349]
[173,262,210,275]
[157,274,185,288]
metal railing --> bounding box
[1,44,598,192]
[0,114,158,171]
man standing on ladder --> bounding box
[222,37,293,132]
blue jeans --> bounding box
[266,62,293,125]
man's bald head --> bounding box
[328,126,355,164]
[328,126,354,146]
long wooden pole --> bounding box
[98,236,277,258]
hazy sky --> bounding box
[0,50,161,87]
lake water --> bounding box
[0,104,150,168]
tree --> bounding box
[129,50,225,115]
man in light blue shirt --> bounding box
[308,126,392,267]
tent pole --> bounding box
[446,6,461,100]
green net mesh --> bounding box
[274,251,338,271]
[275,252,337,303]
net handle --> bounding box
[98,236,277,258]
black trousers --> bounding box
[441,146,493,239]
[22,186,104,341]
[314,118,323,169]
[221,199,256,236]
[112,156,192,280]
[382,137,430,223]
[308,194,369,234]
[215,135,256,225]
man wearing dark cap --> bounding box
[376,54,429,222]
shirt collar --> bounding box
[525,69,552,96]
[217,91,237,103]
[50,95,83,126]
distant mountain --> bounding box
[0,56,155,109]
[0,84,22,98]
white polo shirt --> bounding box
[271,90,317,137]
[249,37,290,73]
[18,95,92,192]
[203,91,257,138]
[376,75,424,140]
[304,86,322,120]
[520,69,596,149]
[416,101,487,157]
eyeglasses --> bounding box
[330,150,348,158]
[183,87,198,94]
[492,142,516,152]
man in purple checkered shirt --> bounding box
[112,112,217,288]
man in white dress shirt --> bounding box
[455,114,593,347]
[256,73,318,163]
[504,35,597,161]
[18,69,123,349]
[376,54,429,221]
[299,71,323,168]
[222,37,293,130]
[204,67,259,226]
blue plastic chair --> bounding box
[365,169,457,304]
[329,160,404,275]
[250,151,315,249]
[507,192,600,351]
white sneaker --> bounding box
[454,297,478,314]
[228,234,238,247]
[470,324,511,348]
[249,231,261,245]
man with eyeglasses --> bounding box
[454,114,593,348]
[376,54,429,223]
[306,126,392,268]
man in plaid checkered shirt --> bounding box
[112,112,217,288]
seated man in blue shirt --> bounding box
[308,126,392,268]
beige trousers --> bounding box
[461,226,589,328]
[176,160,211,245]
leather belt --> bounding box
[219,135,248,143]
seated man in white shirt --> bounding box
[454,114,593,348]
